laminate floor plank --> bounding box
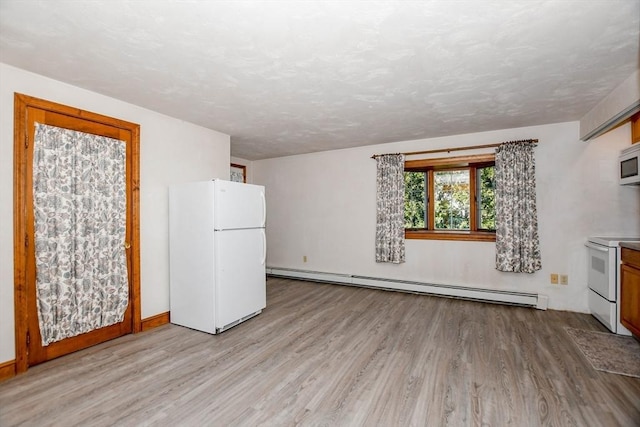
[1,277,639,426]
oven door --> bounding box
[585,242,616,301]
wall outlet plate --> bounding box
[550,273,559,284]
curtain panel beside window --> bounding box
[375,154,406,264]
[494,140,541,273]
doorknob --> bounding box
[124,242,131,249]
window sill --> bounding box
[405,230,496,242]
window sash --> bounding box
[476,165,496,231]
[404,154,495,237]
[433,168,471,231]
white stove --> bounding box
[586,236,640,334]
[588,237,640,247]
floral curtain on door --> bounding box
[494,140,541,273]
[33,123,129,345]
[375,154,406,263]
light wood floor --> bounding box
[1,278,639,426]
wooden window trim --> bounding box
[230,163,247,183]
[405,153,496,242]
[405,230,496,242]
[407,153,494,169]
[469,166,477,231]
[427,169,434,230]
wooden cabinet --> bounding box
[632,113,640,144]
[620,247,640,337]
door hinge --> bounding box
[26,331,30,347]
[25,134,28,149]
[25,234,28,248]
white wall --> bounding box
[0,63,230,364]
[253,121,640,312]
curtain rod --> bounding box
[370,139,539,159]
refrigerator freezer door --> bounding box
[214,228,266,329]
[214,180,266,230]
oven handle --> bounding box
[585,242,609,253]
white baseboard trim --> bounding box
[267,267,548,310]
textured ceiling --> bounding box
[1,1,639,160]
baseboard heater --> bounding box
[267,267,548,310]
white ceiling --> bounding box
[1,1,638,160]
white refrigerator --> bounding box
[169,179,267,334]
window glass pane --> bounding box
[404,171,426,228]
[434,170,469,230]
[477,166,496,230]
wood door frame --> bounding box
[13,93,142,374]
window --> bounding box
[404,154,496,241]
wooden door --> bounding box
[14,94,142,373]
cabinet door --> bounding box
[632,113,640,144]
[620,264,640,336]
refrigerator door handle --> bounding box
[260,191,266,227]
[261,229,267,265]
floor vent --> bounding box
[267,267,548,310]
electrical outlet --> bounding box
[560,275,568,285]
[550,273,559,284]
[303,255,307,263]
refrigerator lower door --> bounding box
[214,228,266,331]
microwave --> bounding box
[620,144,640,185]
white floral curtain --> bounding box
[33,123,129,345]
[494,140,541,273]
[375,154,406,263]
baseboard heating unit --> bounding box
[267,267,548,310]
